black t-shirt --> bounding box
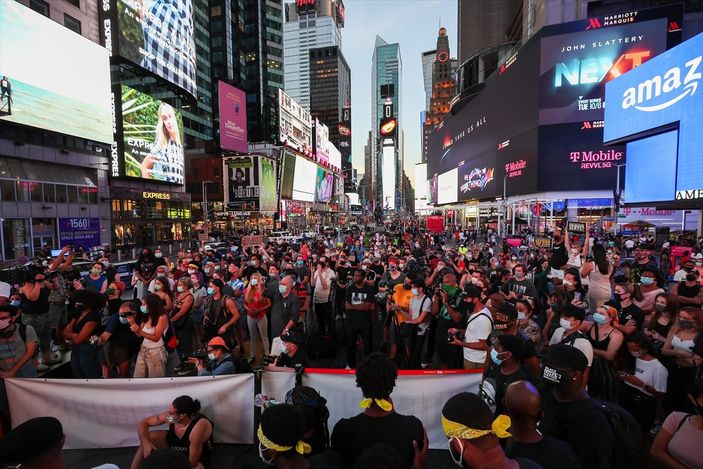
[619,303,645,331]
[336,264,354,289]
[506,437,580,469]
[539,393,614,469]
[345,284,374,329]
[550,242,568,270]
[275,349,308,368]
[480,366,531,415]
[331,412,424,468]
[241,265,267,281]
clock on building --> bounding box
[437,51,449,63]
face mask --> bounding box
[403,283,411,290]
[208,352,217,361]
[571,249,579,254]
[654,304,667,313]
[280,344,289,354]
[679,319,695,330]
[91,268,102,275]
[258,443,276,466]
[297,260,304,266]
[140,305,148,314]
[10,300,21,307]
[490,348,505,366]
[0,318,12,330]
[207,287,215,295]
[471,277,479,285]
[155,253,163,258]
[177,286,185,293]
[442,284,459,296]
[614,293,625,302]
[517,311,526,320]
[399,264,405,269]
[204,269,212,275]
[119,316,130,325]
[629,350,644,358]
[559,318,573,330]
[640,277,654,286]
[697,262,702,267]
[154,283,162,291]
[388,265,397,271]
[448,438,464,468]
[187,269,196,275]
[361,265,368,271]
[592,312,608,325]
[250,261,257,266]
[437,264,446,271]
[411,288,419,296]
[686,274,697,282]
[166,414,179,425]
[514,272,524,279]
[251,279,259,286]
[278,285,287,294]
[562,280,573,287]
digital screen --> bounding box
[539,19,668,125]
[415,163,427,199]
[218,81,247,153]
[280,151,296,200]
[382,145,396,210]
[0,1,112,143]
[604,31,703,204]
[315,168,334,202]
[437,168,458,205]
[292,156,316,202]
[340,106,353,192]
[428,174,438,205]
[259,157,277,211]
[458,155,496,201]
[314,120,330,165]
[102,0,197,98]
[121,85,184,184]
[328,144,342,171]
[539,122,625,191]
[224,155,260,211]
[498,127,539,196]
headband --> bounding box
[359,398,393,412]
[258,424,311,455]
[441,414,512,440]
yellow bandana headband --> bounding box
[257,425,311,455]
[359,398,393,412]
[441,414,512,439]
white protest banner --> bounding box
[260,370,297,403]
[303,369,482,449]
[6,375,255,449]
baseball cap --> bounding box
[281,329,304,346]
[497,302,518,321]
[463,285,481,298]
[543,344,588,372]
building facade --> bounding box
[421,50,437,111]
[309,46,351,152]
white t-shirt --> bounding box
[625,240,635,249]
[625,357,668,397]
[0,281,11,299]
[673,269,688,282]
[549,328,594,366]
[313,268,336,303]
[409,294,432,335]
[463,307,493,363]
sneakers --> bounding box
[36,363,50,372]
[177,363,196,376]
[174,363,184,372]
[421,362,429,369]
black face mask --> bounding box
[403,283,412,290]
[686,274,697,282]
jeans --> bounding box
[247,315,270,358]
[133,346,168,378]
[346,324,372,368]
[70,343,102,379]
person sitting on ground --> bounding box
[504,380,580,469]
[131,395,214,469]
[0,416,66,468]
[441,392,541,468]
[331,352,425,468]
[257,403,312,468]
[188,336,237,376]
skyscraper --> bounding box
[423,27,456,164]
[421,50,437,110]
[309,45,351,153]
[457,0,520,64]
[283,0,345,110]
[371,36,402,207]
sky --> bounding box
[342,0,458,184]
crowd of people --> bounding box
[0,224,703,468]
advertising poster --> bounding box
[437,168,458,205]
[112,0,197,97]
[314,119,330,165]
[382,146,396,210]
[218,81,247,152]
[458,153,497,202]
[121,85,184,184]
[280,151,296,200]
[58,218,101,251]
[539,19,668,125]
[496,128,539,196]
[225,156,260,210]
[259,157,277,212]
[292,156,316,202]
[427,175,438,206]
[316,168,334,203]
[340,106,353,192]
[0,1,112,142]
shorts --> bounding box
[109,342,136,365]
[48,303,67,329]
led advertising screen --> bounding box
[280,150,296,200]
[539,122,625,192]
[279,89,313,156]
[604,32,703,205]
[316,168,334,203]
[0,1,112,143]
[382,145,396,210]
[101,0,197,98]
[292,156,316,202]
[314,119,330,165]
[539,19,668,125]
[120,85,184,184]
[260,157,277,212]
[437,168,458,205]
[218,81,247,153]
[328,144,342,171]
[340,106,353,192]
[224,156,260,211]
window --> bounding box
[64,14,82,34]
[0,180,15,202]
[67,186,79,204]
[29,0,49,16]
[55,185,68,203]
[43,184,55,203]
[211,5,221,16]
[64,0,80,7]
[29,182,42,202]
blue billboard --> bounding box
[604,32,703,205]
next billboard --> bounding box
[218,81,248,153]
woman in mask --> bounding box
[585,305,623,402]
[132,293,169,378]
[244,272,271,364]
[152,276,174,314]
[63,289,105,379]
[644,293,678,357]
[662,308,703,413]
[515,299,541,348]
[84,262,108,294]
[130,395,213,469]
[580,244,613,315]
[633,267,665,322]
[172,278,194,374]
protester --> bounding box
[244,272,271,363]
[64,289,104,379]
[257,403,311,468]
[95,300,142,378]
[285,386,331,456]
[132,293,169,378]
[0,416,66,468]
[344,269,375,369]
[188,336,238,376]
[586,304,623,401]
[479,334,530,415]
[661,307,703,413]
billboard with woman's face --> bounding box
[121,85,184,184]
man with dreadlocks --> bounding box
[285,386,331,456]
[257,404,312,468]
[331,352,426,467]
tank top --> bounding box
[166,415,213,467]
[22,286,50,315]
[587,262,612,296]
[141,320,164,349]
[589,323,615,351]
[651,318,673,339]
[87,275,106,292]
[245,290,266,319]
[671,335,695,353]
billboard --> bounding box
[328,144,342,170]
[100,0,197,98]
[0,1,112,143]
[316,168,334,203]
[279,89,313,156]
[437,168,458,205]
[539,19,668,126]
[224,156,260,211]
[382,145,396,210]
[218,81,247,153]
[604,32,703,205]
[120,85,184,184]
[340,106,354,192]
[280,151,296,200]
[259,157,277,212]
[292,156,316,202]
[58,218,101,251]
[314,119,330,165]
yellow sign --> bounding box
[142,191,171,200]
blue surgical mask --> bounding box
[140,305,147,314]
[278,285,287,294]
[10,300,21,307]
[640,277,655,286]
[592,312,608,325]
[250,279,259,286]
[490,348,505,366]
[207,287,215,295]
[119,316,129,325]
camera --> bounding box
[447,330,463,343]
[186,351,209,361]
[261,354,279,366]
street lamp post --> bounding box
[613,164,626,234]
[202,180,214,246]
[502,174,508,237]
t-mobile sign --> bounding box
[218,81,248,153]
